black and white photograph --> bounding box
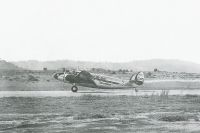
[0,0,200,132]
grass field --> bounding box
[0,95,200,132]
[0,70,200,132]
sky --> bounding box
[0,0,200,63]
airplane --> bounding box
[53,70,144,92]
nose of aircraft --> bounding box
[53,72,67,81]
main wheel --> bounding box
[71,86,78,92]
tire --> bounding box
[71,86,78,92]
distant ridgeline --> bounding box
[12,59,200,73]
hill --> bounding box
[12,59,200,73]
[0,59,21,70]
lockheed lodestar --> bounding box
[53,70,144,92]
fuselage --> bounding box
[53,71,144,89]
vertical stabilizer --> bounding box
[129,72,144,85]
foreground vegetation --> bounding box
[1,94,200,132]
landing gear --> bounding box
[71,85,78,92]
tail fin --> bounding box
[129,72,144,85]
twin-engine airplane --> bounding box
[53,70,144,92]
